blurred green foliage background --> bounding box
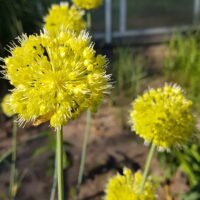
[0,0,61,55]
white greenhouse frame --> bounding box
[94,0,200,43]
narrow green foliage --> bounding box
[176,144,200,187]
[164,31,200,110]
[112,47,146,96]
[182,183,200,200]
[0,0,60,50]
[177,144,200,200]
[158,143,200,199]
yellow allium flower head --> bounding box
[2,31,111,127]
[105,168,156,200]
[130,84,195,149]
[1,94,14,117]
[73,0,103,10]
[44,3,86,36]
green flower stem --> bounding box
[56,126,64,200]
[77,110,92,189]
[140,143,156,192]
[50,152,57,200]
[87,11,92,30]
[9,117,17,200]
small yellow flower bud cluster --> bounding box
[3,31,111,127]
[130,84,195,149]
[73,0,103,10]
[44,3,86,36]
[105,168,156,200]
[1,94,15,117]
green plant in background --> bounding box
[164,31,200,111]
[157,143,200,200]
[112,47,146,96]
[177,143,200,200]
[176,144,200,187]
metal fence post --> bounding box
[105,0,112,43]
[193,0,200,25]
[119,0,127,35]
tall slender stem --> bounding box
[77,110,92,188]
[87,11,92,30]
[56,126,64,200]
[9,117,17,200]
[140,143,156,192]
[50,151,57,200]
[77,9,92,194]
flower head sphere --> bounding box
[105,168,156,200]
[2,31,111,127]
[44,3,86,36]
[73,0,103,10]
[130,84,195,149]
[1,94,15,117]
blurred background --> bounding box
[1,0,200,200]
[0,0,199,46]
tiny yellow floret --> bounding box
[73,0,103,10]
[130,84,195,149]
[44,3,86,36]
[105,168,156,200]
[2,31,111,127]
[1,94,14,117]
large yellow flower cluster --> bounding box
[1,94,14,117]
[130,84,195,149]
[3,31,110,127]
[105,168,156,200]
[73,0,103,10]
[44,3,86,36]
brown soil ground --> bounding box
[0,99,188,200]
